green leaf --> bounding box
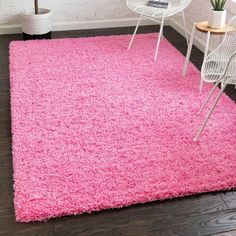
[221,0,227,10]
[216,0,220,10]
[210,0,216,9]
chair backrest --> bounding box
[220,16,236,57]
[201,16,236,83]
[179,0,192,9]
[126,0,192,9]
[221,16,236,82]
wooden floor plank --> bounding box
[220,191,236,209]
[54,208,236,236]
[213,230,236,236]
[0,208,54,236]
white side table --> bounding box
[182,21,235,92]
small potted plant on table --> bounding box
[21,0,52,40]
[208,0,227,28]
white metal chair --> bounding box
[194,16,236,141]
[126,0,192,61]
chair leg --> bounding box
[221,82,225,90]
[154,17,165,61]
[128,15,142,50]
[160,27,164,39]
[194,83,227,141]
[182,11,188,44]
[197,81,220,115]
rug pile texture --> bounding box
[10,34,236,222]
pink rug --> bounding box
[10,33,236,222]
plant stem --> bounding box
[34,0,39,14]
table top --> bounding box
[195,21,236,35]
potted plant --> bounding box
[208,0,227,28]
[21,0,52,40]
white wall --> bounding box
[0,0,235,52]
[0,0,134,24]
[0,0,143,34]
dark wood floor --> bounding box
[0,26,236,236]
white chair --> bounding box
[194,16,236,141]
[126,0,192,61]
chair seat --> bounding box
[202,58,236,83]
[203,70,236,84]
[225,77,236,85]
[127,1,186,18]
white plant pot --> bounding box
[21,8,52,35]
[208,9,226,29]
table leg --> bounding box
[200,31,210,92]
[182,24,196,77]
[220,35,224,89]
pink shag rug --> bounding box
[10,33,236,222]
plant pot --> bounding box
[208,9,226,29]
[21,8,52,40]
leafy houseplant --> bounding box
[210,0,227,11]
[21,0,52,40]
[208,0,227,28]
